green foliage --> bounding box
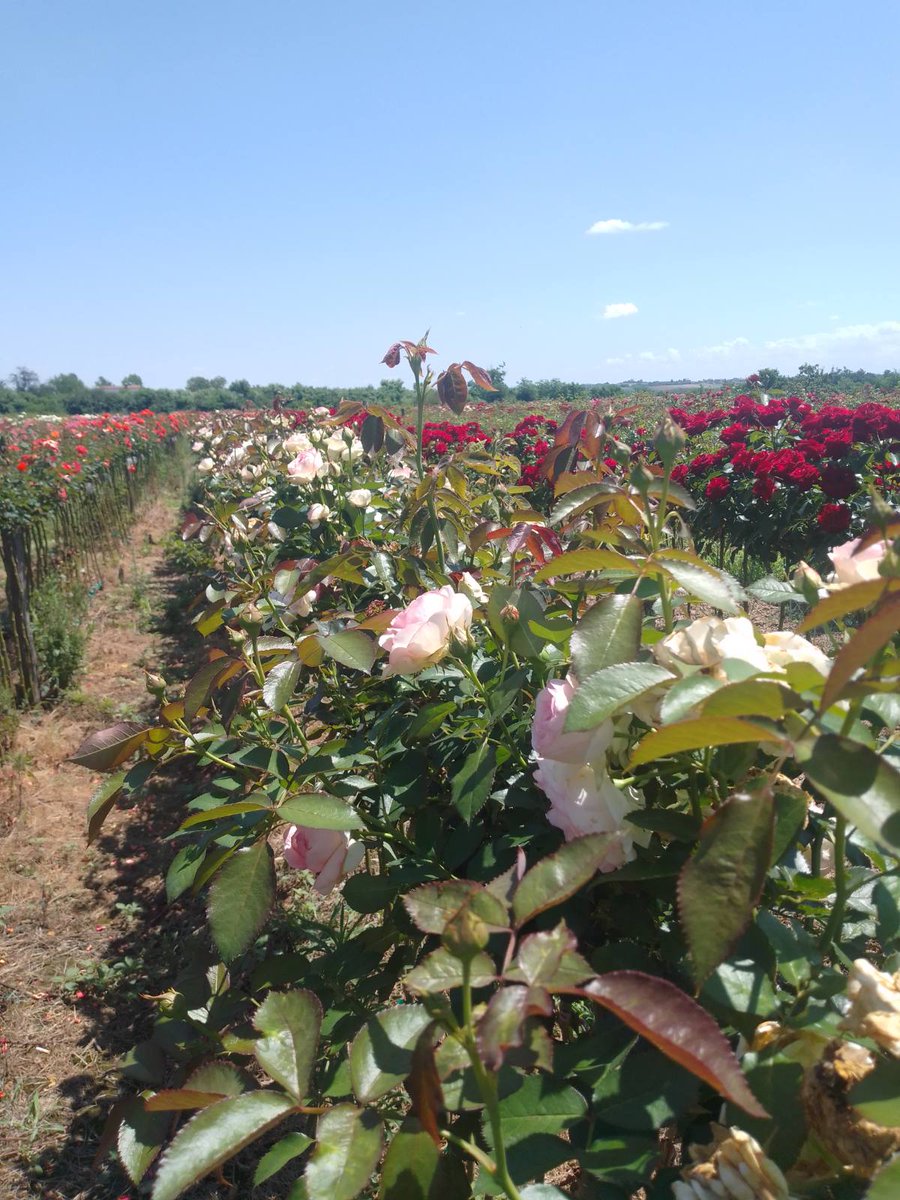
[68,359,900,1200]
[30,576,87,697]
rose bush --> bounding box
[71,345,900,1200]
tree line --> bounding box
[2,361,898,417]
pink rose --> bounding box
[283,825,364,892]
[828,537,887,587]
[532,758,634,870]
[532,674,613,764]
[378,585,473,675]
[287,448,326,482]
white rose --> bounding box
[197,457,215,474]
[459,572,488,606]
[312,405,331,417]
[283,431,313,456]
[307,503,332,528]
[323,432,364,464]
[654,616,771,679]
[762,631,831,676]
[829,537,887,587]
[347,488,372,508]
[533,758,636,870]
[389,463,414,481]
[288,448,326,482]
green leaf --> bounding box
[659,675,721,725]
[87,769,127,843]
[403,881,509,935]
[208,840,275,962]
[253,989,322,1101]
[701,679,791,719]
[317,630,377,674]
[657,557,745,615]
[254,1132,313,1187]
[867,1152,900,1200]
[570,594,643,681]
[848,1058,900,1127]
[476,985,551,1069]
[379,1120,465,1200]
[70,721,151,771]
[263,659,303,712]
[771,785,809,864]
[491,1077,588,1142]
[349,1005,434,1102]
[678,791,775,985]
[406,947,496,995]
[451,744,498,823]
[797,734,900,854]
[629,716,784,768]
[184,655,239,722]
[565,662,672,732]
[533,547,635,580]
[513,834,616,927]
[150,1091,295,1200]
[506,921,593,989]
[185,1061,245,1097]
[277,792,365,831]
[118,1096,170,1185]
[166,842,206,902]
[572,972,768,1118]
[747,577,805,606]
[305,1105,383,1200]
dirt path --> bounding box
[0,490,202,1199]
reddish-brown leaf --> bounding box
[566,972,767,1117]
[406,1029,444,1145]
[70,722,152,772]
[436,364,468,414]
[553,410,587,449]
[461,361,497,391]
[381,343,402,368]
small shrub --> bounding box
[30,578,87,698]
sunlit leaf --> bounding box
[571,594,643,679]
[513,834,614,927]
[565,662,672,732]
[797,734,900,854]
[306,1105,383,1200]
[349,1005,434,1102]
[253,989,322,1100]
[629,716,785,768]
[207,840,275,962]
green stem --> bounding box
[460,959,524,1200]
[819,814,848,950]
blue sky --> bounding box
[3,0,899,387]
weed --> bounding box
[30,577,87,698]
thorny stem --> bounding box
[459,959,524,1200]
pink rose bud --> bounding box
[283,825,364,893]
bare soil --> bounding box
[0,491,207,1199]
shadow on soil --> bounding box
[9,545,267,1200]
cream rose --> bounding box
[762,631,831,676]
[829,536,887,587]
[307,502,332,528]
[347,488,372,507]
[283,825,364,893]
[378,585,473,676]
[653,616,771,679]
[532,758,635,870]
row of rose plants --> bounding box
[74,340,900,1199]
[0,410,191,704]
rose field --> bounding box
[3,342,900,1200]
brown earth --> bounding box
[0,491,209,1199]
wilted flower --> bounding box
[673,1125,789,1200]
[283,825,364,893]
[378,586,473,676]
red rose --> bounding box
[752,475,776,501]
[670,464,689,485]
[817,503,852,533]
[705,475,730,501]
[786,463,821,489]
[820,464,858,500]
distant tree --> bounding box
[756,367,785,391]
[515,379,537,404]
[95,375,113,387]
[122,373,143,386]
[796,362,823,385]
[186,376,212,392]
[376,378,406,406]
[46,372,86,394]
[228,378,252,397]
[210,376,227,389]
[9,366,40,392]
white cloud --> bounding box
[602,302,639,319]
[639,348,681,363]
[701,336,750,357]
[764,320,900,354]
[587,218,669,235]
[605,355,628,365]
